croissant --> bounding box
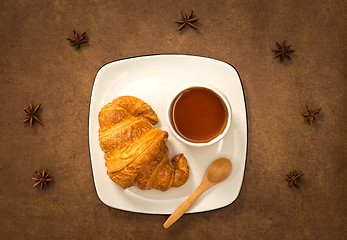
[98,96,189,191]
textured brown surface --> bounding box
[0,0,346,239]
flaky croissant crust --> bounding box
[98,96,189,191]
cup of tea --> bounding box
[167,84,232,147]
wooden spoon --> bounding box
[163,158,232,229]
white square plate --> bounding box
[89,55,247,214]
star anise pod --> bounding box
[66,30,87,49]
[32,169,53,189]
[272,41,295,62]
[176,10,199,31]
[287,171,304,188]
[23,103,43,128]
[303,105,321,124]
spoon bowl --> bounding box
[206,158,232,183]
[163,158,232,229]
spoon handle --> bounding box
[163,182,212,229]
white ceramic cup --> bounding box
[167,84,232,147]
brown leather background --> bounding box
[0,0,346,239]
